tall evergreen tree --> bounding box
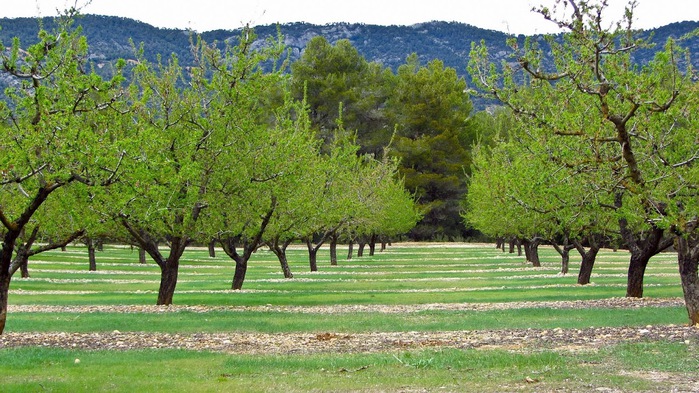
[387,54,475,240]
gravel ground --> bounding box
[6,296,687,314]
[0,325,697,354]
[2,297,697,354]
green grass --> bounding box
[7,244,685,307]
[5,307,689,333]
[2,243,695,392]
[1,342,697,392]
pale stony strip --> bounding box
[0,325,696,354]
[15,273,677,286]
[8,297,686,314]
[8,282,675,296]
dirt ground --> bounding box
[2,297,698,354]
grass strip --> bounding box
[5,307,688,334]
[1,342,696,392]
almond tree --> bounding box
[207,89,319,290]
[465,125,616,276]
[103,28,294,304]
[299,135,363,272]
[469,0,699,324]
[354,155,421,255]
[0,14,127,333]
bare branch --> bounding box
[0,164,48,186]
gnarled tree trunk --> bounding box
[220,238,257,290]
[521,238,542,267]
[617,194,674,298]
[268,238,294,279]
[551,238,575,275]
[575,238,601,285]
[231,258,247,290]
[306,238,319,272]
[368,234,377,256]
[19,258,29,278]
[622,225,671,298]
[357,238,367,257]
[496,237,504,251]
[221,197,277,290]
[157,259,179,305]
[120,216,188,306]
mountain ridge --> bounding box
[1,15,698,106]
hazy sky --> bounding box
[2,0,698,35]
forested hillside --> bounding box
[1,15,698,101]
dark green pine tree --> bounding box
[387,54,476,240]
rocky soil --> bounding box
[1,325,697,355]
[2,297,697,354]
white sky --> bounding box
[1,0,698,35]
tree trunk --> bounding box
[347,241,354,260]
[157,261,179,305]
[626,251,652,298]
[139,247,147,264]
[88,240,97,271]
[19,257,29,278]
[96,239,104,252]
[329,233,338,266]
[208,240,216,258]
[508,237,516,254]
[675,235,699,326]
[522,238,541,267]
[0,229,20,335]
[222,198,277,290]
[0,274,10,334]
[623,227,670,298]
[0,185,72,334]
[220,238,256,290]
[268,239,294,278]
[575,240,601,285]
[278,252,293,278]
[560,250,570,275]
[357,240,366,257]
[120,217,188,306]
[13,245,30,279]
[13,228,85,279]
[368,234,377,256]
[306,238,319,272]
[551,240,575,275]
[231,257,247,290]
[616,193,672,298]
